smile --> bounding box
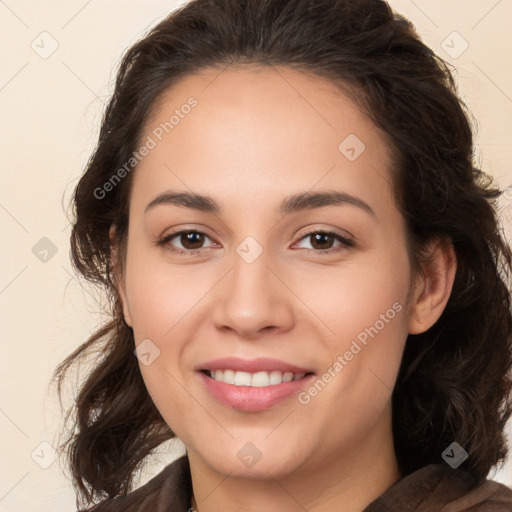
[198,369,316,412]
[204,369,310,386]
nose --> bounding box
[211,248,295,340]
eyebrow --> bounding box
[144,190,376,218]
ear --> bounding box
[109,225,133,328]
[408,237,457,334]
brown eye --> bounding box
[179,231,206,250]
[295,230,353,254]
[309,232,336,250]
[156,230,216,254]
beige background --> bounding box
[1,0,511,510]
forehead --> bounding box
[131,65,395,217]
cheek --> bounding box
[123,254,207,430]
[297,250,410,346]
[302,248,411,403]
[297,262,409,445]
[124,250,206,341]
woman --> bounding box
[53,0,512,510]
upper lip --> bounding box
[196,357,314,374]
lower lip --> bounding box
[198,371,315,412]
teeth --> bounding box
[234,371,252,386]
[251,371,270,387]
[208,369,307,386]
[222,369,235,384]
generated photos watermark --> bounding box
[298,301,403,405]
[93,97,198,200]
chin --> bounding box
[195,441,308,479]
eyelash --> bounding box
[155,229,354,256]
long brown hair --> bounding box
[53,0,512,509]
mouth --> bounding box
[201,369,315,387]
[196,357,317,411]
[196,358,317,412]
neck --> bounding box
[188,409,401,512]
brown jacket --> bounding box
[94,455,512,511]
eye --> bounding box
[156,230,217,255]
[293,230,354,254]
[155,228,354,256]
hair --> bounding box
[53,0,512,509]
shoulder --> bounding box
[365,463,512,511]
[438,466,512,511]
[84,455,193,512]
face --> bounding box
[117,66,419,480]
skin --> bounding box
[114,65,456,512]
